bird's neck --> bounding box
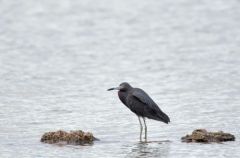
[118,91,128,105]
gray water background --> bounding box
[0,0,240,157]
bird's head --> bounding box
[107,82,132,92]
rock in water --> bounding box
[181,129,235,143]
[41,130,98,145]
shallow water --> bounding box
[0,0,240,157]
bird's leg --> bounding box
[138,116,143,142]
[143,117,147,142]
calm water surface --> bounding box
[0,0,240,157]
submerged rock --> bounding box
[181,129,235,143]
[41,130,98,145]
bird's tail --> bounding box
[157,111,170,124]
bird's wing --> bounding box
[132,88,156,107]
[132,88,170,123]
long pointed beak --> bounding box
[107,87,120,91]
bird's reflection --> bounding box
[125,140,170,158]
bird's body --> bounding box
[119,88,170,123]
[108,82,170,142]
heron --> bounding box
[108,82,170,142]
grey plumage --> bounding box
[108,82,170,142]
[127,88,170,123]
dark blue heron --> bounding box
[108,82,170,142]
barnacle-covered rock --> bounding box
[181,129,235,143]
[41,130,98,145]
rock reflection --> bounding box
[126,141,170,158]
